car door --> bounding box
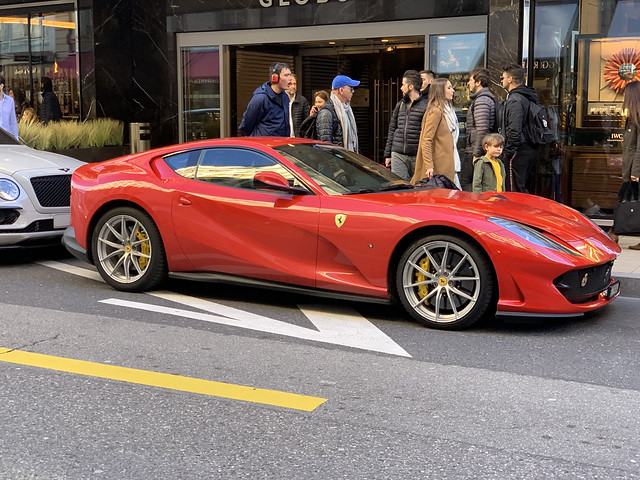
[167,147,320,287]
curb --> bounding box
[616,273,640,299]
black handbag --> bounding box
[613,201,640,235]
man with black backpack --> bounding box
[461,67,497,191]
[500,64,543,193]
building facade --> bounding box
[1,0,639,219]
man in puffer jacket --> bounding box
[460,67,496,191]
[317,75,360,152]
[500,64,540,193]
[238,62,291,137]
[383,70,428,181]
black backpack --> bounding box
[299,113,318,140]
[522,97,555,145]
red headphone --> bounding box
[270,63,281,84]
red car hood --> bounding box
[379,188,616,248]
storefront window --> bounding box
[181,46,221,141]
[430,32,486,149]
[0,8,79,122]
[534,0,640,217]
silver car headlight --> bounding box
[488,217,580,257]
[0,179,20,201]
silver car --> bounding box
[0,127,85,249]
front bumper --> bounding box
[61,226,90,264]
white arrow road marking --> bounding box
[37,261,411,357]
[37,260,104,282]
[104,291,411,357]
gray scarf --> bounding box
[331,91,359,152]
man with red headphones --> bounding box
[238,62,292,137]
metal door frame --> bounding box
[177,16,487,141]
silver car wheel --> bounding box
[401,240,482,324]
[96,214,153,284]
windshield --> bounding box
[274,143,412,195]
[0,127,20,146]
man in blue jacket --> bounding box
[239,62,292,137]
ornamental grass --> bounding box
[18,118,124,150]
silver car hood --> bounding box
[0,145,84,176]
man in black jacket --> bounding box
[419,70,435,99]
[460,67,496,191]
[286,74,310,137]
[383,70,428,181]
[500,64,540,193]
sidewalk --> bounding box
[612,235,640,298]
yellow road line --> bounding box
[0,348,327,412]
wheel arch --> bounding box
[387,225,499,303]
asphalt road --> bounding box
[1,247,639,479]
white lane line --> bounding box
[36,260,103,282]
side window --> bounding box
[163,149,201,178]
[195,148,303,190]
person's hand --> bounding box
[310,106,318,115]
[426,168,434,179]
[385,157,391,168]
[632,176,639,182]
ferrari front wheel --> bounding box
[92,207,167,292]
[396,234,496,330]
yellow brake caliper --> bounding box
[415,256,430,304]
[136,229,150,269]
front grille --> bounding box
[30,175,72,207]
[554,262,614,304]
[0,209,20,225]
[1,219,57,233]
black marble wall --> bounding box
[72,0,520,147]
[78,0,172,146]
[487,0,523,100]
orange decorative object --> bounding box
[604,48,640,93]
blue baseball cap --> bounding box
[332,75,360,90]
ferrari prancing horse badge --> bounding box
[335,214,347,228]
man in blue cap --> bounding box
[317,74,360,152]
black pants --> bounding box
[505,145,539,193]
[459,152,475,192]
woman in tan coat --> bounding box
[411,78,460,187]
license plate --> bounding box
[606,281,620,300]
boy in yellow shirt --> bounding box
[472,133,506,193]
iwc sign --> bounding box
[259,0,348,6]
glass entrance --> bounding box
[181,46,221,140]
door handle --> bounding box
[178,196,192,206]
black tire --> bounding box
[91,206,167,292]
[395,234,496,330]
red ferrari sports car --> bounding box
[63,137,621,330]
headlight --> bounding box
[488,217,580,256]
[0,179,20,201]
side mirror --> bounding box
[254,171,308,195]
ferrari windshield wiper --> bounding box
[377,183,415,192]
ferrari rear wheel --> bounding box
[92,207,167,292]
[396,234,495,330]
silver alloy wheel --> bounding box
[401,240,481,324]
[96,214,153,284]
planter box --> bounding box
[50,145,130,163]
